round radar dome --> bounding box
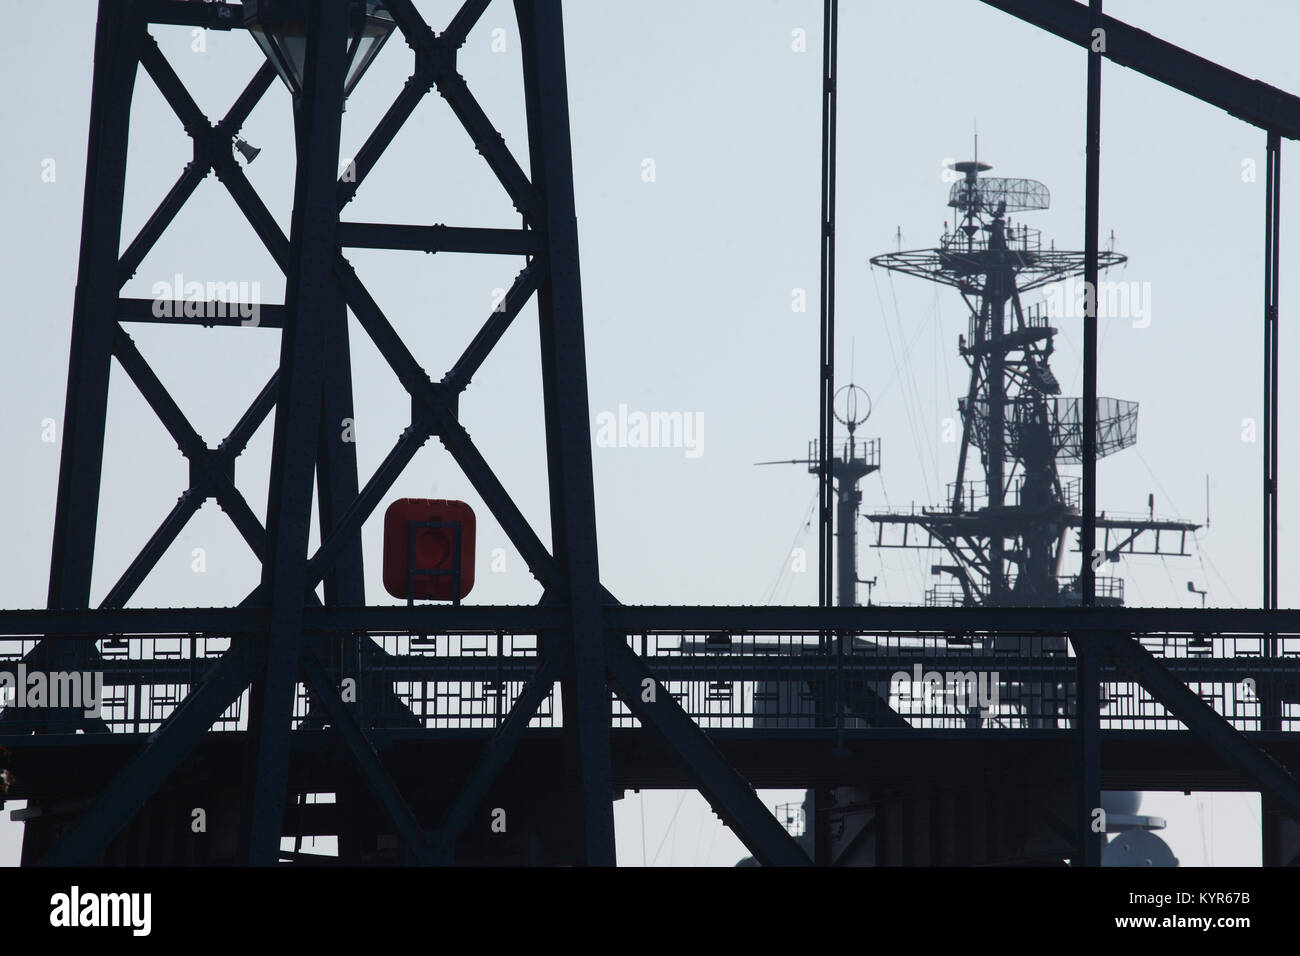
[1101,791,1143,816]
[1102,829,1179,867]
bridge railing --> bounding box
[3,625,1296,735]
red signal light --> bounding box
[382,498,475,601]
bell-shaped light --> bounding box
[244,0,396,100]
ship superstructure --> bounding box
[868,159,1199,615]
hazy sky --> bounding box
[2,0,1296,866]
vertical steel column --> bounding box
[835,480,858,608]
[46,2,143,720]
[1260,794,1298,867]
[987,293,1006,601]
[818,0,839,612]
[1263,793,1281,867]
[517,0,615,866]
[242,3,350,866]
[315,293,368,863]
[316,309,365,611]
[1072,0,1104,868]
[813,787,833,865]
[1073,639,1102,865]
[48,2,141,611]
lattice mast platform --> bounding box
[868,158,1199,609]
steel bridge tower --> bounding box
[7,0,809,868]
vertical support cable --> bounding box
[818,0,838,613]
[814,0,839,868]
[1074,0,1104,868]
[1081,0,1102,608]
[1264,130,1281,734]
[1264,130,1280,613]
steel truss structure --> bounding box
[4,0,1300,866]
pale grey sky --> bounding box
[1,0,1295,865]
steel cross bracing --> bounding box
[8,0,1300,867]
[21,0,809,868]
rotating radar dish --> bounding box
[949,177,1051,214]
[949,159,992,176]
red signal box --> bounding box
[382,499,476,601]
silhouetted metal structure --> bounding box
[869,160,1199,610]
[4,0,800,868]
[4,0,1300,867]
[758,384,880,609]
